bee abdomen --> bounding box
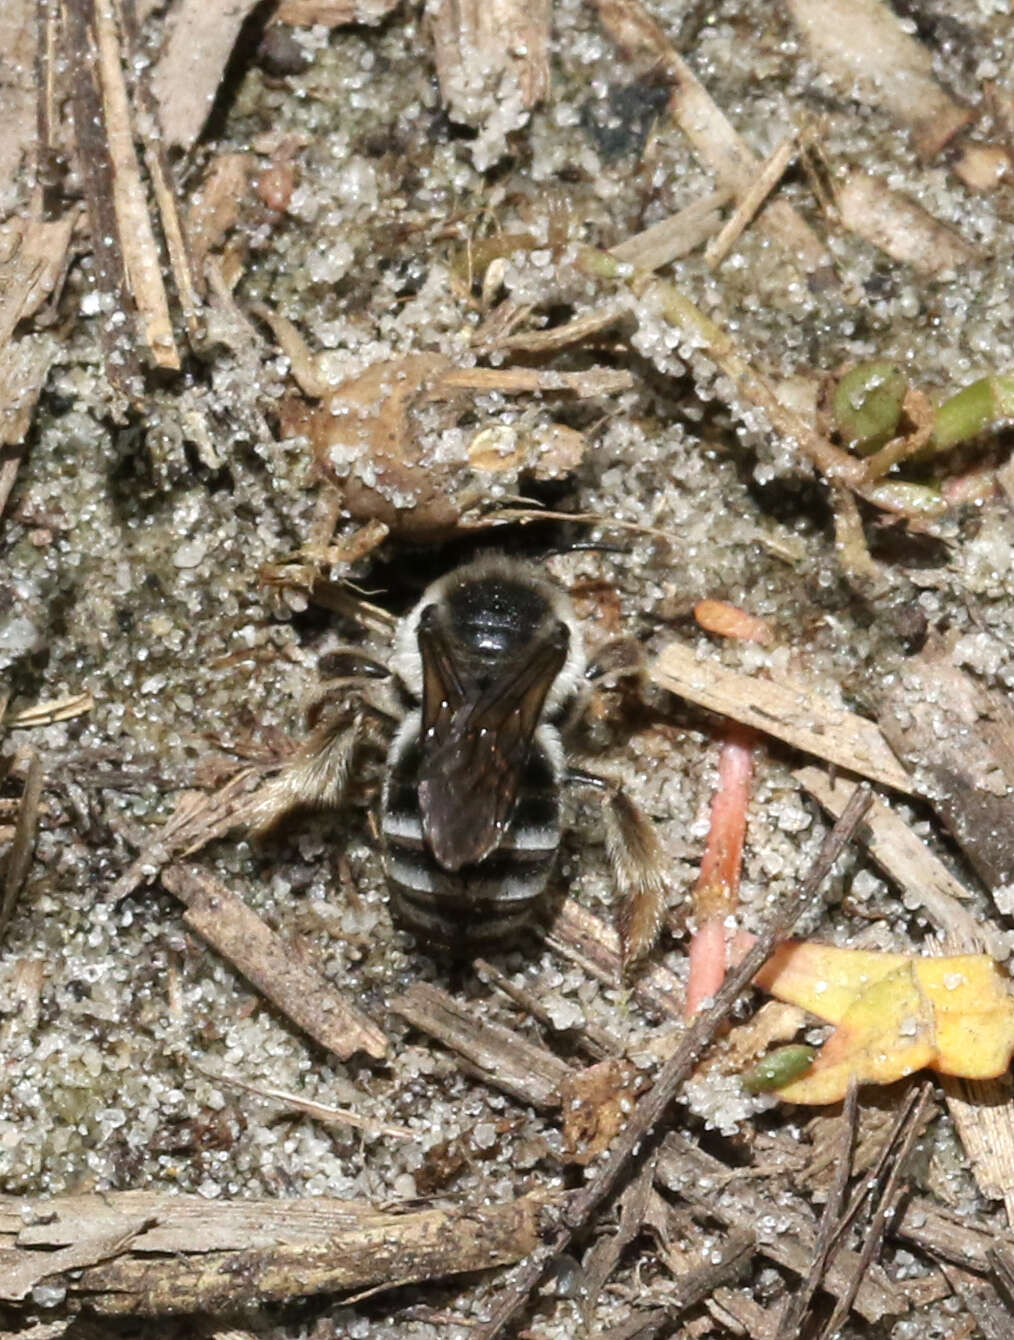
[381,722,562,950]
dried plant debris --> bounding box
[0,0,37,216]
[149,0,266,153]
[787,0,973,160]
[0,1190,541,1312]
[161,863,387,1060]
[836,170,979,277]
[425,0,550,165]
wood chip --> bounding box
[610,189,732,271]
[0,0,37,217]
[274,0,400,23]
[161,863,387,1061]
[787,0,973,159]
[391,981,573,1108]
[151,0,263,152]
[877,640,1014,892]
[185,153,254,283]
[650,641,913,793]
[836,170,978,277]
[91,0,178,367]
[0,1216,153,1303]
[592,0,832,275]
[0,749,43,945]
[426,0,551,127]
[1,1192,540,1314]
[704,135,797,269]
[0,215,78,347]
[0,334,59,493]
[794,767,1002,957]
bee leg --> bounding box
[243,684,391,834]
[584,636,644,685]
[566,767,668,969]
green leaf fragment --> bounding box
[742,1045,817,1094]
[832,363,907,455]
[930,374,1014,452]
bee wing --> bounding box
[417,617,569,871]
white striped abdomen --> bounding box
[381,716,562,949]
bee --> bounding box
[247,556,668,965]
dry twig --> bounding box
[0,1191,541,1314]
[391,981,573,1108]
[161,863,387,1061]
[650,640,912,792]
[0,749,43,944]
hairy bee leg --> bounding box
[566,767,669,969]
[242,682,393,835]
[584,636,644,684]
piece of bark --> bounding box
[795,767,1003,958]
[151,0,263,151]
[64,0,142,400]
[185,153,255,282]
[898,1196,1014,1272]
[90,0,178,368]
[787,0,973,159]
[877,641,1014,893]
[546,896,686,1020]
[274,0,400,23]
[161,863,387,1060]
[707,1288,780,1340]
[0,333,59,461]
[0,0,37,217]
[655,1132,904,1323]
[610,189,732,271]
[651,641,913,793]
[59,1196,540,1314]
[391,981,573,1108]
[0,215,78,347]
[426,0,550,127]
[837,171,977,276]
[7,1190,422,1252]
[591,0,832,276]
[0,1215,153,1302]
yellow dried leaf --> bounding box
[750,941,1014,1104]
